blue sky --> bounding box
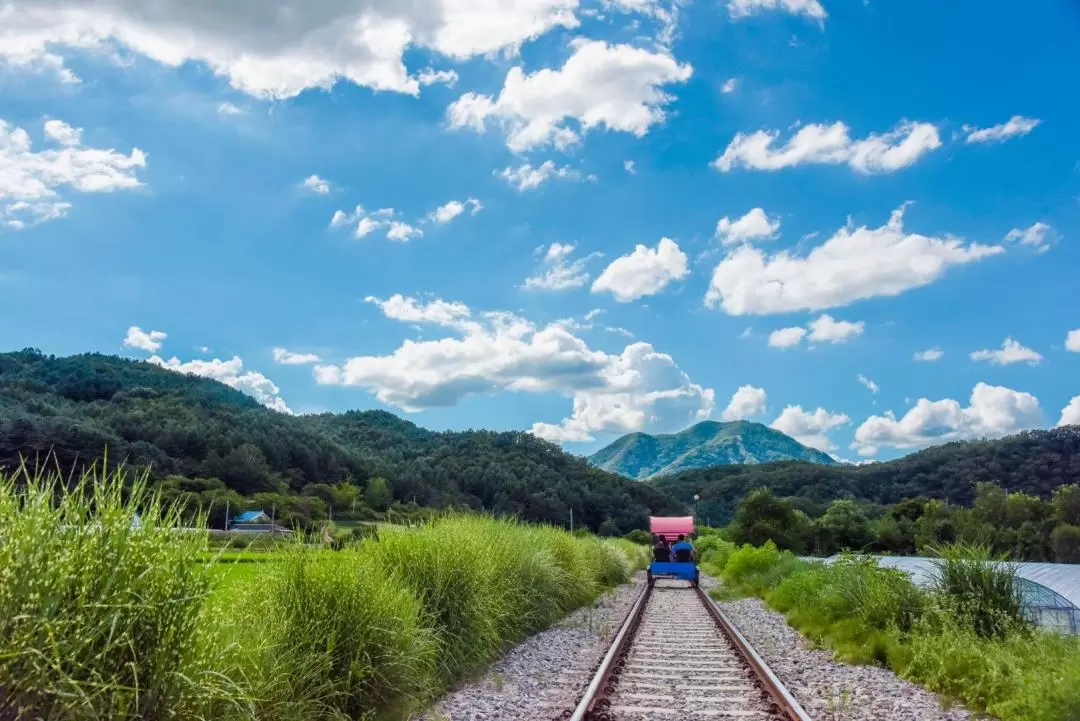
[2,0,1079,462]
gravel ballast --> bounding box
[715,593,972,721]
[414,574,645,721]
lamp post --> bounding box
[693,494,700,528]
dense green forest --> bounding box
[721,482,1080,563]
[0,350,682,533]
[654,426,1080,527]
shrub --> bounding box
[929,542,1029,639]
[623,529,653,545]
[0,465,233,720]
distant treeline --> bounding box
[653,425,1080,527]
[721,482,1080,563]
[0,349,682,534]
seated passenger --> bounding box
[652,534,671,562]
[672,534,694,563]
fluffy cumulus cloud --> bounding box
[123,326,167,353]
[1005,222,1057,254]
[721,77,738,93]
[969,337,1043,366]
[808,314,864,343]
[448,39,692,151]
[771,405,850,452]
[1067,330,1080,353]
[317,294,714,442]
[715,207,780,245]
[727,0,826,21]
[713,120,941,174]
[272,347,321,365]
[1060,397,1080,427]
[914,347,944,362]
[705,205,1003,315]
[591,237,689,302]
[964,116,1041,144]
[302,174,330,193]
[149,355,293,414]
[721,384,767,421]
[1,117,145,229]
[329,205,420,241]
[497,161,587,191]
[524,242,601,291]
[0,0,590,98]
[853,383,1042,456]
[767,326,807,349]
[426,197,482,224]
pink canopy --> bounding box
[649,516,694,541]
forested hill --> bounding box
[0,349,683,533]
[652,427,1080,525]
[589,420,836,479]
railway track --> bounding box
[559,580,812,721]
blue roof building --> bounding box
[232,510,270,525]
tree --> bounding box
[1053,485,1080,526]
[365,477,392,512]
[729,488,811,554]
[817,499,873,554]
[1051,524,1080,563]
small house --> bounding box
[229,509,291,535]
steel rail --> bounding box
[695,586,813,721]
[559,581,812,721]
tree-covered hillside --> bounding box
[653,427,1080,526]
[0,349,683,532]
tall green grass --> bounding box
[705,541,1080,721]
[0,467,636,721]
[0,464,235,720]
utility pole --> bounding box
[224,500,229,532]
[570,507,574,535]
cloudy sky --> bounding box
[2,0,1079,462]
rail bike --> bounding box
[645,515,700,588]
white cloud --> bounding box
[592,237,688,302]
[217,102,245,116]
[323,294,713,442]
[727,0,826,21]
[768,326,807,349]
[303,174,330,194]
[624,159,636,174]
[417,67,458,87]
[808,314,864,343]
[1067,329,1080,353]
[1059,397,1080,427]
[427,197,482,224]
[272,347,321,365]
[914,347,944,362]
[964,116,1040,144]
[1005,222,1056,254]
[721,385,767,421]
[771,405,849,452]
[715,207,780,246]
[313,364,343,385]
[448,39,692,151]
[970,337,1043,366]
[0,0,585,99]
[713,120,941,174]
[721,77,738,93]
[852,382,1042,455]
[497,161,587,191]
[149,355,292,414]
[387,220,423,242]
[584,308,605,322]
[43,119,82,146]
[525,241,601,291]
[0,117,146,229]
[123,326,167,353]
[857,374,879,394]
[705,205,1003,315]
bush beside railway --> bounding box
[0,466,644,721]
[701,542,1080,721]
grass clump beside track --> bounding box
[702,541,1080,721]
[0,466,638,721]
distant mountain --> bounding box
[0,349,683,533]
[588,420,837,480]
